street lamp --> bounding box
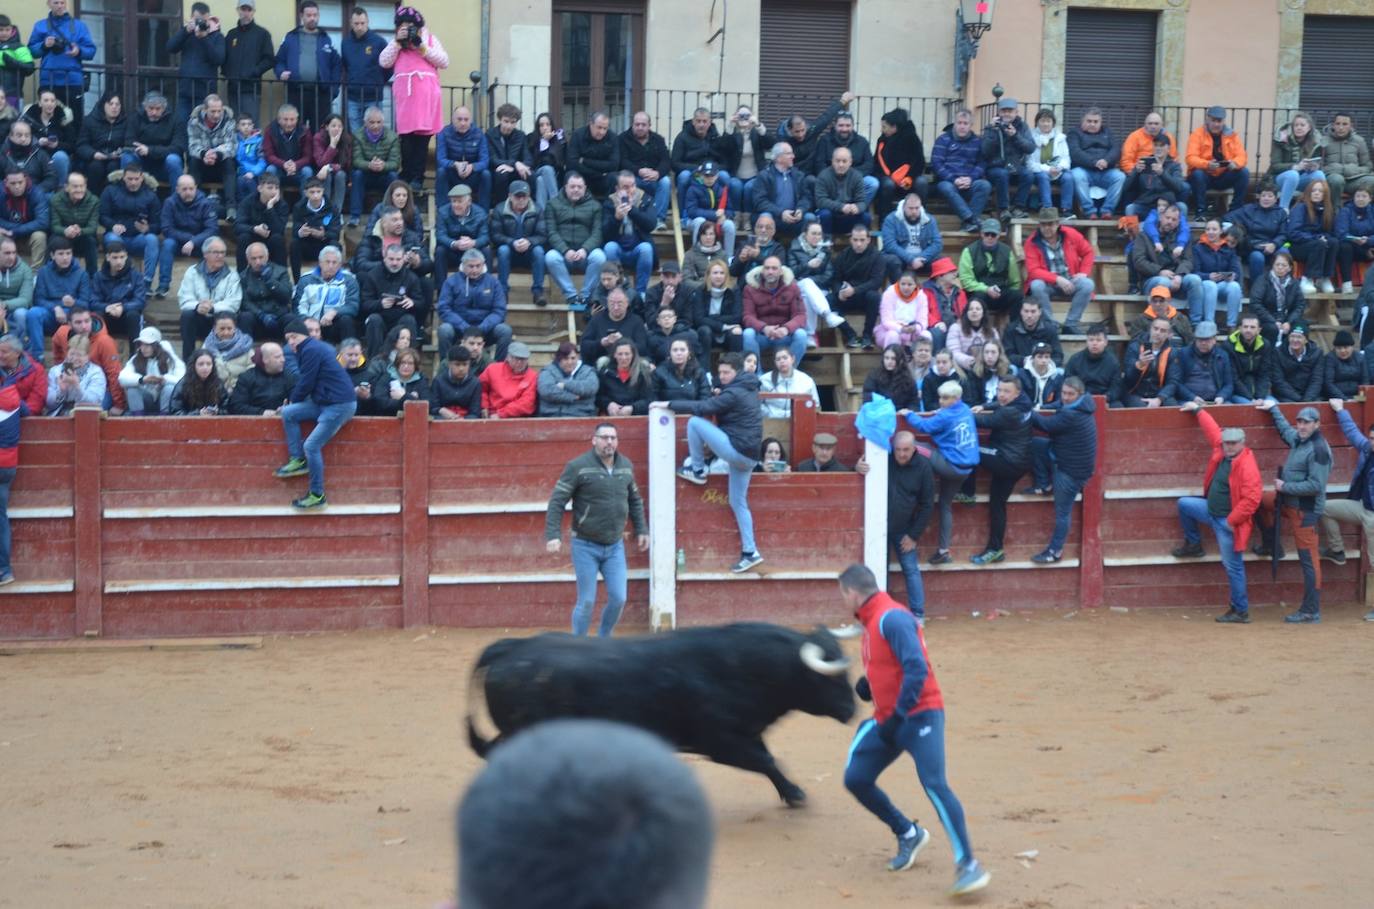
[959,0,996,48]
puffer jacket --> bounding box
[565,124,617,183]
[20,101,74,151]
[90,261,147,323]
[1335,201,1374,241]
[239,261,294,320]
[973,391,1032,468]
[787,238,833,287]
[177,261,242,314]
[0,140,56,192]
[1249,274,1305,335]
[1320,126,1372,182]
[669,370,763,461]
[351,126,400,172]
[670,119,726,174]
[1185,125,1248,175]
[1323,350,1368,399]
[1270,342,1324,403]
[741,265,804,333]
[129,108,183,160]
[1029,391,1097,481]
[160,189,218,251]
[1231,201,1289,251]
[543,192,603,254]
[1067,126,1121,170]
[435,203,490,253]
[653,360,711,401]
[1268,121,1324,178]
[1174,343,1234,402]
[436,270,506,334]
[186,101,237,159]
[1192,238,1242,281]
[488,198,545,248]
[76,108,127,161]
[595,362,653,415]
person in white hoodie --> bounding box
[1020,109,1076,215]
[758,345,819,419]
[118,325,184,414]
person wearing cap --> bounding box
[815,145,870,235]
[602,170,658,296]
[1018,340,1063,409]
[479,338,537,419]
[117,325,183,414]
[795,432,849,472]
[537,340,598,417]
[1131,203,1203,320]
[640,259,685,324]
[1271,321,1324,403]
[618,111,672,224]
[167,2,225,123]
[1127,284,1192,346]
[1320,398,1374,591]
[1171,401,1261,623]
[930,108,991,234]
[880,192,942,283]
[980,96,1034,222]
[1174,320,1234,407]
[489,178,546,306]
[543,172,606,310]
[1184,106,1249,217]
[435,182,490,284]
[1254,399,1331,623]
[1120,315,1181,409]
[1067,107,1124,219]
[222,0,274,126]
[436,248,509,362]
[923,254,965,352]
[1321,329,1367,399]
[958,219,1023,324]
[683,160,736,255]
[1022,207,1095,335]
[429,345,481,420]
[275,315,356,509]
[486,102,532,208]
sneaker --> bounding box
[1215,607,1251,624]
[154,288,169,299]
[1320,548,1347,565]
[1172,541,1204,558]
[951,858,991,896]
[861,338,876,350]
[1061,322,1084,336]
[1284,610,1321,624]
[1010,207,1029,220]
[1319,278,1336,294]
[291,492,327,509]
[273,457,309,478]
[677,466,707,485]
[731,551,764,573]
[1031,548,1062,564]
[970,548,1004,565]
[1021,484,1052,495]
[532,291,547,307]
[845,334,865,350]
[953,492,977,505]
[0,571,14,587]
[1300,276,1317,295]
[346,216,360,229]
[567,295,588,313]
[1342,281,1355,294]
[929,550,952,565]
[806,334,819,348]
[960,219,980,233]
[888,825,930,872]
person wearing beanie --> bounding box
[274,316,356,509]
[1270,321,1324,403]
[379,6,448,187]
[1254,398,1331,623]
[1322,328,1368,400]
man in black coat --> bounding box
[827,223,885,346]
[1271,322,1325,403]
[856,430,935,619]
[124,92,185,189]
[619,111,672,226]
[567,112,620,197]
[1028,378,1098,563]
[360,243,429,357]
[227,341,296,414]
[580,285,649,365]
[671,108,730,200]
[237,240,294,341]
[485,102,531,207]
[1064,324,1122,404]
[1002,298,1064,365]
[221,0,275,126]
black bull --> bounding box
[467,623,857,806]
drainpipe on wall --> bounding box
[479,0,491,119]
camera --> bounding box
[1141,156,1157,167]
[194,18,208,30]
[48,34,68,53]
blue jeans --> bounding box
[934,178,991,222]
[1070,166,1126,214]
[742,327,808,366]
[985,166,1013,211]
[544,248,607,298]
[157,237,194,292]
[346,91,392,132]
[636,175,672,220]
[1143,274,1203,322]
[603,239,655,294]
[1201,279,1243,326]
[569,537,628,636]
[1178,496,1249,612]
[689,217,736,255]
[0,466,14,577]
[24,306,58,360]
[1189,166,1250,212]
[859,174,879,209]
[1274,168,1325,210]
[889,534,926,618]
[350,168,398,217]
[534,165,559,210]
[497,243,547,293]
[1245,248,1272,287]
[437,167,492,208]
[121,151,183,187]
[1029,276,1096,327]
[685,415,756,555]
[1020,169,1077,211]
[269,164,316,194]
[281,399,357,497]
[1049,472,1088,554]
[844,709,974,865]
[50,149,70,187]
[108,230,161,289]
[818,208,870,235]
[677,167,732,205]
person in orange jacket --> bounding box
[479,338,537,418]
[1120,111,1178,175]
[1185,106,1250,217]
[50,303,126,411]
[1171,401,1262,623]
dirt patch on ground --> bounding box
[2,604,1371,908]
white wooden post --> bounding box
[863,438,889,590]
[648,404,677,629]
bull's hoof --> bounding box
[781,787,808,808]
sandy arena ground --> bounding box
[2,603,1372,909]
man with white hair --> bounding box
[177,235,241,359]
[437,248,510,361]
[291,245,358,344]
[752,141,814,241]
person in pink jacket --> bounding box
[875,271,934,349]
[380,6,449,188]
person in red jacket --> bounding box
[0,333,36,586]
[1171,401,1262,623]
[0,334,47,417]
[838,563,991,897]
[741,254,807,366]
[1022,207,1095,335]
[479,339,537,418]
[50,304,125,412]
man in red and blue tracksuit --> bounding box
[839,562,990,897]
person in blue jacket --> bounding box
[273,0,340,131]
[435,105,490,204]
[27,235,89,360]
[1335,186,1374,294]
[26,0,95,134]
[1028,376,1098,563]
[904,382,979,565]
[166,3,226,122]
[436,249,510,362]
[275,316,356,510]
[340,7,389,131]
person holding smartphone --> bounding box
[1192,217,1244,331]
[1268,111,1326,210]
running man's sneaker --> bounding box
[274,457,308,478]
[951,858,991,896]
[888,825,930,872]
[1030,548,1062,564]
[1284,610,1321,624]
[1215,607,1251,624]
[970,548,1004,565]
[677,466,707,485]
[731,551,763,573]
[292,492,327,509]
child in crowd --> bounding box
[235,114,267,203]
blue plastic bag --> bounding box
[855,394,896,452]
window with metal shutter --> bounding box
[758,0,852,130]
[1300,16,1374,118]
[1062,9,1158,136]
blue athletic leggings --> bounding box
[843,708,974,866]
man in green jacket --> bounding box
[0,237,34,335]
[348,105,399,225]
[544,421,648,637]
[542,172,606,310]
[1254,401,1332,622]
[49,171,100,272]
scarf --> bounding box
[203,328,254,361]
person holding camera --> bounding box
[167,2,224,124]
[380,6,447,191]
[26,0,94,136]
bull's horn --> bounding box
[828,624,863,640]
[800,642,850,676]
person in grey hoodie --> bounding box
[1254,401,1331,623]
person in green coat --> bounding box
[48,171,100,272]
